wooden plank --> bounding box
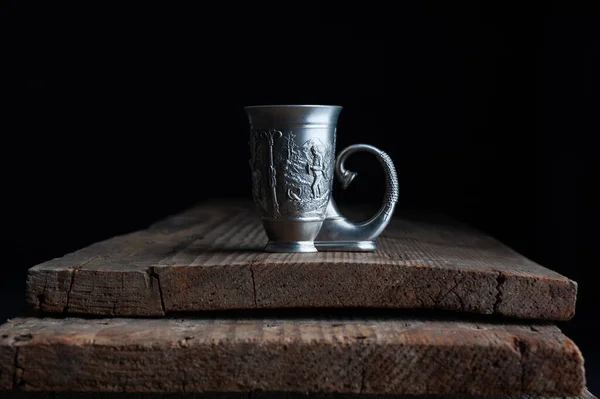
[26,202,252,317]
[0,317,585,396]
[26,200,577,320]
[2,389,597,398]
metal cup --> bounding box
[246,105,399,253]
[245,105,340,252]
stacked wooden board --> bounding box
[0,201,592,397]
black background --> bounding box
[3,0,598,392]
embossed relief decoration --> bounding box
[249,129,333,218]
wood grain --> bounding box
[2,389,597,399]
[0,317,585,396]
[26,200,577,320]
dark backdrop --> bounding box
[3,0,598,391]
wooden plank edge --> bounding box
[0,389,597,398]
[0,317,586,396]
[26,265,577,321]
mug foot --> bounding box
[314,240,376,252]
[264,241,318,253]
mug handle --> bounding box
[314,144,398,249]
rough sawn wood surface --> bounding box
[26,201,577,320]
[2,389,598,398]
[0,317,585,396]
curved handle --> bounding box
[313,144,398,246]
[314,144,398,248]
[336,144,399,221]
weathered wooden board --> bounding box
[0,317,585,396]
[26,201,577,320]
[2,389,597,399]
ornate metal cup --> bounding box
[245,105,399,253]
[246,105,339,252]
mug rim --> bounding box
[244,104,343,109]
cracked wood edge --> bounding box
[1,390,597,398]
[0,317,585,396]
[26,201,577,320]
[26,203,251,316]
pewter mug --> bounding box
[245,105,398,253]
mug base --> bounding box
[314,240,376,252]
[265,241,318,253]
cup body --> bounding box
[245,105,342,252]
